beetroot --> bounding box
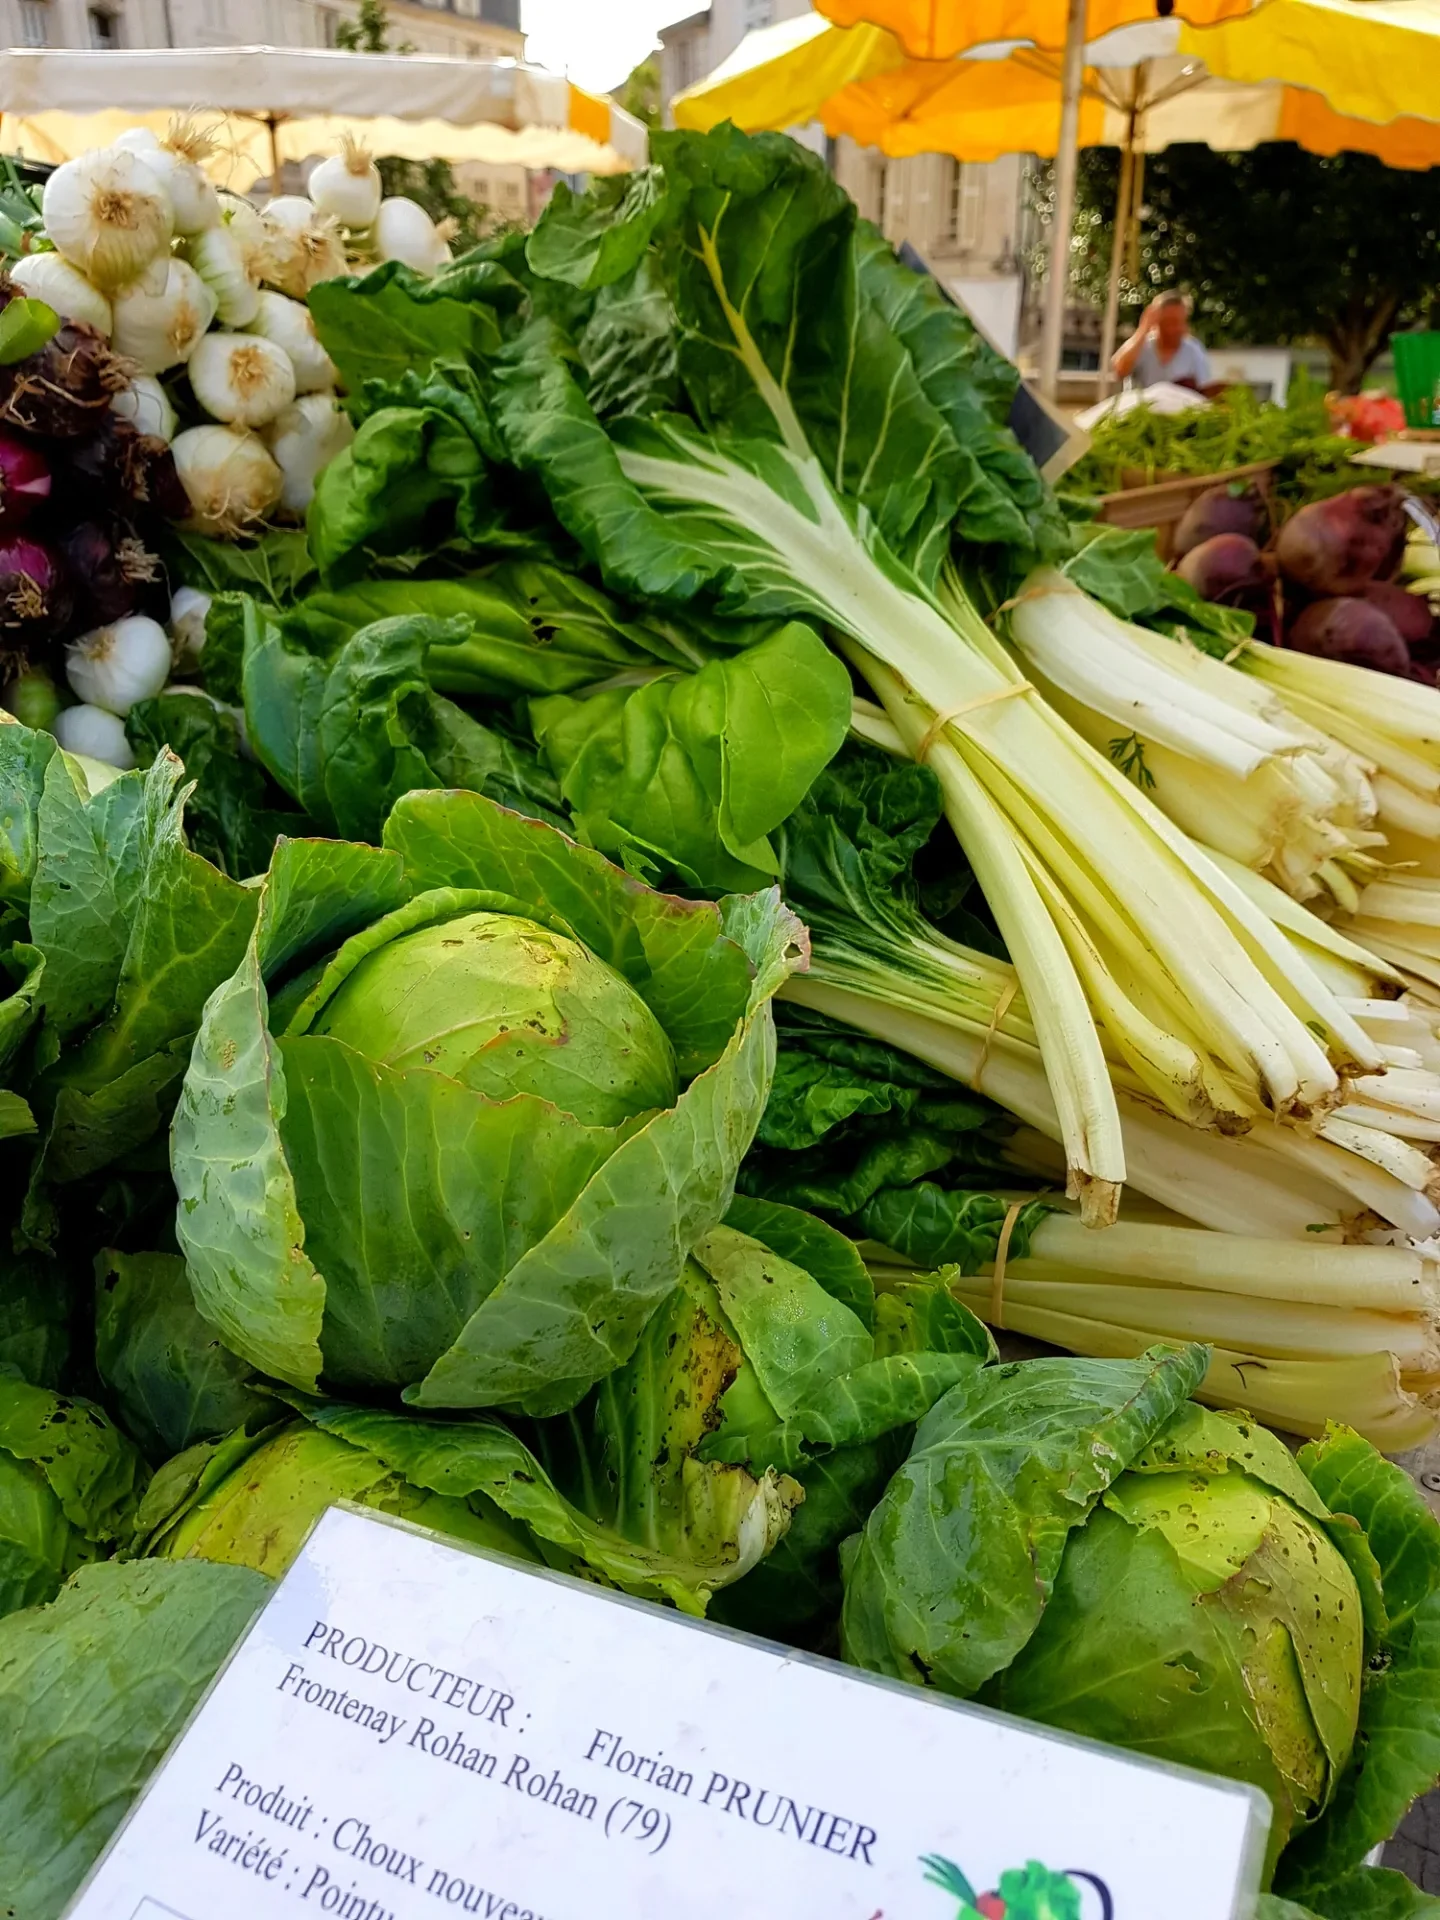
[0,534,70,660]
[1176,532,1267,603]
[1173,483,1264,560]
[1275,487,1409,596]
[1359,579,1434,648]
[1288,596,1410,674]
[0,428,49,534]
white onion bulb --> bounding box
[189,332,296,429]
[171,424,283,536]
[65,615,172,717]
[307,136,382,230]
[111,258,217,374]
[247,290,337,394]
[7,252,112,334]
[264,392,354,514]
[138,121,221,237]
[110,374,176,443]
[53,704,135,770]
[169,585,211,665]
[373,196,445,274]
[42,147,174,294]
[186,223,260,327]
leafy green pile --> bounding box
[1062,379,1412,507]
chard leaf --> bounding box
[127,690,309,880]
[525,170,675,293]
[307,392,497,580]
[532,619,850,892]
[163,527,315,607]
[0,1559,269,1920]
[307,256,513,390]
[840,1344,1210,1693]
[242,604,562,842]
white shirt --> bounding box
[1131,333,1212,389]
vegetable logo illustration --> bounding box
[921,1854,1111,1919]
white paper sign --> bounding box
[66,1505,1268,1920]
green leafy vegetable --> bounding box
[172,788,804,1412]
[0,1558,269,1920]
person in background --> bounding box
[1111,290,1213,390]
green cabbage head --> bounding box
[842,1351,1370,1868]
[172,789,804,1414]
[136,1418,544,1579]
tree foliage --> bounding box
[616,53,661,131]
[1072,143,1440,391]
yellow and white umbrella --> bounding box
[677,9,1440,394]
[0,45,648,185]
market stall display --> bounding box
[3,119,1440,1920]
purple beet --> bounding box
[1173,484,1264,560]
[1288,596,1410,674]
[1360,579,1434,648]
[1176,532,1267,603]
[1275,488,1409,596]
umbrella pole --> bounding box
[1038,0,1088,403]
[1097,106,1137,399]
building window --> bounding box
[947,158,984,250]
[88,5,119,44]
[743,0,773,27]
[318,6,339,44]
[18,0,48,45]
[673,37,695,91]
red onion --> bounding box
[0,535,71,654]
[0,429,49,534]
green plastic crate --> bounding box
[1393,331,1440,428]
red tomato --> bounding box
[978,1897,1007,1919]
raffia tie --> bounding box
[972,976,1020,1098]
[917,682,1033,762]
[989,1199,1026,1332]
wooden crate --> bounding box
[1095,458,1280,561]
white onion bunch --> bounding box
[169,586,211,666]
[42,146,174,295]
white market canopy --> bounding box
[0,46,649,182]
